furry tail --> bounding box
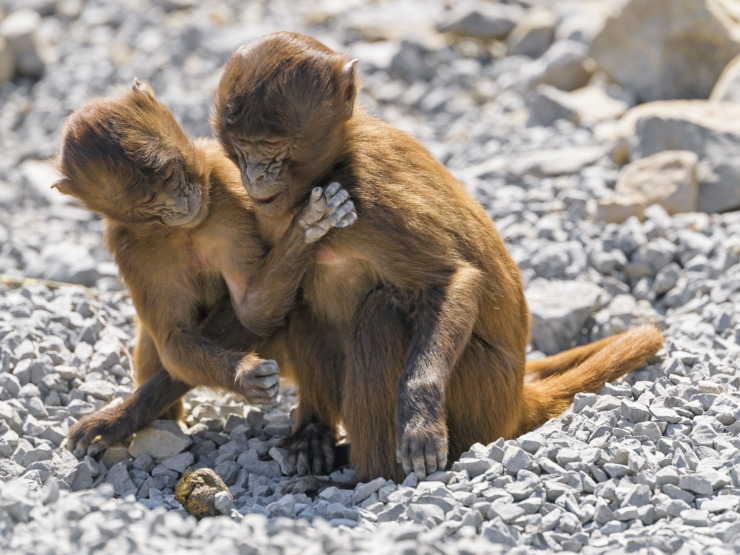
[525,333,628,380]
[519,324,664,434]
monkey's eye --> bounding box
[262,139,285,148]
[141,193,156,206]
[162,166,175,181]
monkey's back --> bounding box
[332,109,530,357]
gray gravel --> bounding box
[2,0,740,553]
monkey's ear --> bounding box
[51,178,74,196]
[132,78,156,100]
[341,59,359,120]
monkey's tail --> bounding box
[519,324,664,434]
[524,332,630,380]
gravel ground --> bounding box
[2,0,740,553]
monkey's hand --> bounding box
[234,358,280,405]
[278,421,336,476]
[396,404,448,480]
[299,183,357,244]
[66,406,133,458]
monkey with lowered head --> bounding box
[56,79,357,456]
[212,32,664,482]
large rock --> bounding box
[506,8,556,58]
[437,3,524,40]
[0,37,14,86]
[128,419,192,460]
[554,0,627,45]
[566,86,631,124]
[523,40,596,91]
[528,84,630,127]
[596,150,699,223]
[526,279,608,354]
[613,100,740,213]
[590,0,740,102]
[526,85,578,127]
[0,9,48,78]
[710,53,740,102]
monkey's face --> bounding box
[213,32,359,218]
[55,80,210,228]
[224,135,293,217]
[133,163,208,228]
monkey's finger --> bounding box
[324,182,341,198]
[424,443,439,476]
[304,227,327,244]
[253,373,280,389]
[72,432,94,458]
[285,451,298,475]
[410,441,427,480]
[301,193,328,226]
[252,360,279,376]
[329,200,355,225]
[335,211,358,228]
[437,450,448,472]
[322,440,335,474]
[327,188,350,211]
[296,448,310,476]
[88,440,108,458]
[72,443,87,459]
[310,435,324,475]
[249,384,279,405]
[398,440,413,475]
[310,187,323,203]
[265,383,280,400]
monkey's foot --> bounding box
[234,359,280,405]
[66,407,133,458]
[278,421,337,476]
[396,413,448,480]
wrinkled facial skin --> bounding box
[227,137,291,216]
[134,165,206,228]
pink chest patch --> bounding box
[316,246,341,265]
[186,246,211,273]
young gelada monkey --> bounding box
[55,80,356,456]
[212,32,664,482]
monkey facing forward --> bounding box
[56,80,356,456]
[211,32,664,482]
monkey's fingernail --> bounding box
[325,182,340,197]
[327,189,349,210]
[311,187,322,200]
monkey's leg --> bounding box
[133,326,184,420]
[278,304,344,476]
[67,297,261,457]
[67,368,190,457]
[444,336,524,463]
[342,289,410,483]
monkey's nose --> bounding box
[246,163,265,184]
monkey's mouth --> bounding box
[254,193,280,205]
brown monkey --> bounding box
[55,80,356,456]
[212,32,663,482]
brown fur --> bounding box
[57,81,342,455]
[212,32,664,482]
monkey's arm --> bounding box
[67,296,266,456]
[154,323,278,404]
[395,263,483,479]
[127,282,278,405]
[232,184,356,337]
